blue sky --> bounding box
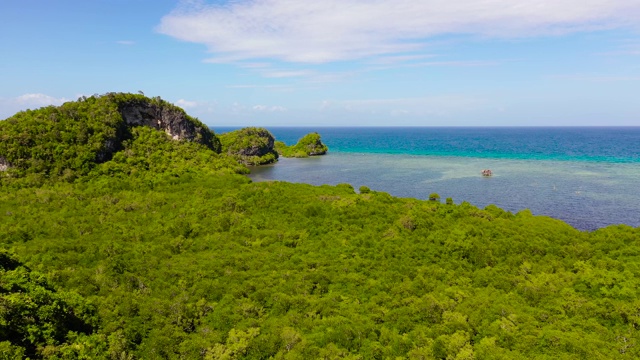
[1,0,639,126]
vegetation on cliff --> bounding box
[275,132,328,158]
[218,127,279,166]
[1,94,640,359]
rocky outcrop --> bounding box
[0,156,10,171]
[303,133,328,156]
[218,127,278,165]
[118,100,219,152]
[275,132,328,158]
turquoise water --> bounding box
[214,127,640,231]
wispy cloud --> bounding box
[226,102,288,115]
[322,95,488,117]
[369,54,438,65]
[116,40,135,45]
[158,0,640,64]
[226,84,290,89]
[238,62,272,69]
[253,105,287,112]
[0,93,70,119]
[551,74,640,82]
[598,39,640,56]
[175,99,199,108]
[414,60,504,67]
[261,70,313,78]
[15,93,69,106]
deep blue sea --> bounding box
[214,127,640,231]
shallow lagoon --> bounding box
[249,153,640,231]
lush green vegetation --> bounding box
[1,94,640,359]
[275,132,328,158]
[218,128,279,166]
[0,251,97,359]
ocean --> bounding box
[214,127,640,231]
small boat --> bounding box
[481,169,493,177]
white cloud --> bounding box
[252,105,287,112]
[227,84,289,89]
[158,0,640,64]
[238,62,272,69]
[369,54,438,65]
[0,93,70,119]
[550,74,640,82]
[116,40,135,45]
[262,70,313,78]
[14,93,69,107]
[598,39,640,56]
[175,99,199,108]
[323,95,488,117]
[413,60,504,67]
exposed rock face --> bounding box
[305,136,328,156]
[118,101,219,152]
[0,156,10,171]
[236,129,275,157]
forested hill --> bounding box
[0,93,219,184]
[1,94,640,359]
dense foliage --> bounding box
[275,132,328,158]
[1,96,640,359]
[0,251,97,358]
[218,128,279,166]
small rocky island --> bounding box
[218,127,279,166]
[275,132,328,157]
[218,128,328,166]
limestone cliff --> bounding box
[117,98,218,151]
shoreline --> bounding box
[249,152,640,231]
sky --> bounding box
[1,0,639,127]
